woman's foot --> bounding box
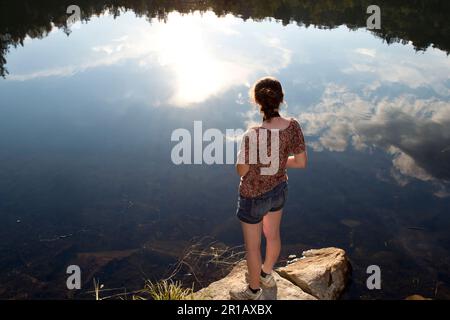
[260,271,276,288]
[245,271,276,288]
[229,285,263,300]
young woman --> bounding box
[230,77,307,300]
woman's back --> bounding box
[239,117,305,198]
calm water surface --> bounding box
[0,1,449,299]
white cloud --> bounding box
[355,48,376,58]
[344,47,450,96]
[390,148,434,183]
[299,84,450,194]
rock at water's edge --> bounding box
[195,247,350,300]
[276,247,350,300]
[194,260,316,300]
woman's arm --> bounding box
[236,163,250,177]
[286,151,308,169]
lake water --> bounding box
[0,1,449,299]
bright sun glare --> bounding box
[153,12,249,106]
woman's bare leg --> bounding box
[262,210,283,274]
[241,221,263,289]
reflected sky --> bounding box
[1,9,450,299]
[4,11,292,106]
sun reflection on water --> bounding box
[153,12,250,106]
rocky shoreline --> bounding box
[194,247,351,300]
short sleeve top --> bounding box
[238,118,306,198]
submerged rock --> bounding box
[194,247,350,300]
[405,295,432,300]
[340,219,361,228]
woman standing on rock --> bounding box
[230,77,307,300]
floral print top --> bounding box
[238,118,306,198]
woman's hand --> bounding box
[286,151,308,169]
[236,163,250,177]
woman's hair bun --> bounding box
[259,87,277,99]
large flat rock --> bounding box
[194,260,317,300]
[276,247,350,300]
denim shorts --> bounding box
[236,181,288,224]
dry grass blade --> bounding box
[143,280,194,300]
